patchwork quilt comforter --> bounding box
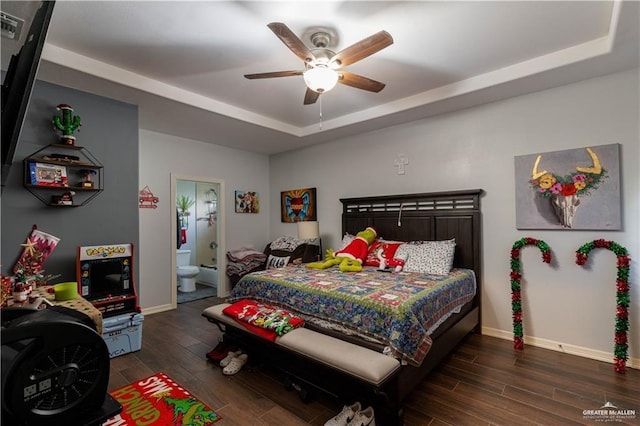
[227,265,476,366]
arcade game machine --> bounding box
[77,243,143,357]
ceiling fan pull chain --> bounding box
[319,95,323,130]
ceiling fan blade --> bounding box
[331,30,393,68]
[267,22,316,64]
[338,72,386,92]
[244,70,303,79]
[303,88,320,105]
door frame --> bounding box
[170,174,226,307]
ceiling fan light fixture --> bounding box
[247,23,393,104]
[303,65,339,93]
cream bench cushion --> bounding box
[203,303,400,386]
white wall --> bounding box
[269,69,640,366]
[138,130,270,311]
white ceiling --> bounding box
[4,1,639,154]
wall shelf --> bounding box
[23,144,103,207]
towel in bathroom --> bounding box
[223,299,304,341]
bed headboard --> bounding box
[340,189,483,276]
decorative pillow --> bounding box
[270,236,304,251]
[266,254,291,269]
[396,239,456,275]
[364,240,384,266]
[364,241,402,267]
[265,240,315,265]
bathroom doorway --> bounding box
[171,174,225,305]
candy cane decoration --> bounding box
[510,237,552,350]
[576,239,631,374]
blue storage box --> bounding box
[101,312,144,358]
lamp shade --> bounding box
[297,221,319,240]
[303,66,338,93]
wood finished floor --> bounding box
[108,297,639,425]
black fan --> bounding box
[245,22,393,104]
[1,307,120,425]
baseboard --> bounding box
[481,327,639,370]
[141,303,174,316]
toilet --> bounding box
[176,249,199,292]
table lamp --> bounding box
[297,221,321,261]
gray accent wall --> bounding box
[1,80,139,286]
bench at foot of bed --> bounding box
[203,303,401,385]
[202,303,405,424]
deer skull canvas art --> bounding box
[515,144,620,230]
[529,147,608,228]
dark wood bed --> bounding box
[204,189,483,425]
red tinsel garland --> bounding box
[576,239,631,374]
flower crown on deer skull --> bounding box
[529,147,608,228]
[530,148,607,197]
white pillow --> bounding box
[270,236,304,251]
[396,239,456,275]
[266,254,291,269]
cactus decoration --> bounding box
[52,104,81,145]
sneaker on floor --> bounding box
[324,402,361,426]
[347,406,375,426]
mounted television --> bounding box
[1,1,55,188]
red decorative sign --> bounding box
[139,185,159,209]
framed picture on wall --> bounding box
[281,187,317,223]
[514,144,621,230]
[235,190,259,213]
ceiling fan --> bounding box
[244,22,393,105]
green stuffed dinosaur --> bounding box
[306,227,377,272]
